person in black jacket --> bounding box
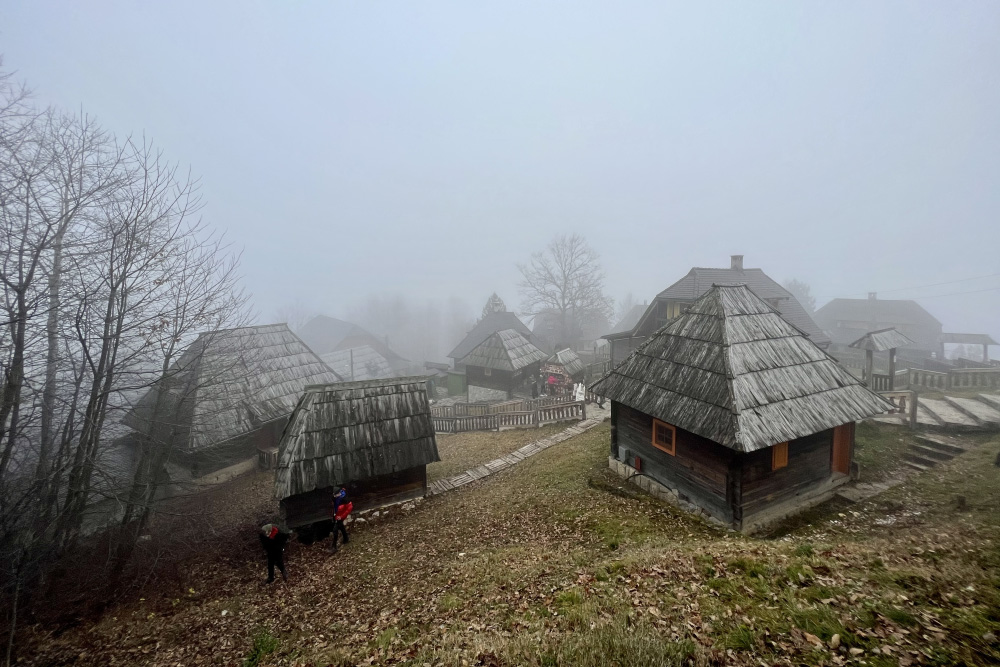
[259,523,289,583]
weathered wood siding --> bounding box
[281,465,427,528]
[614,403,735,522]
[739,428,833,520]
[466,365,515,395]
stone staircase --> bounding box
[902,434,966,472]
[914,393,1000,431]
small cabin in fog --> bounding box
[274,378,440,533]
[463,329,548,402]
[593,284,892,533]
[541,348,586,395]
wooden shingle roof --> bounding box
[274,378,440,500]
[463,329,548,372]
[122,324,342,451]
[848,328,915,352]
[320,345,392,381]
[547,348,586,377]
[447,312,533,361]
[592,284,893,453]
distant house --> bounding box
[607,304,648,338]
[605,255,829,367]
[593,284,891,533]
[447,311,534,371]
[298,315,410,374]
[320,345,392,382]
[122,324,342,486]
[274,378,440,533]
[814,293,943,355]
[464,329,548,402]
[531,307,611,355]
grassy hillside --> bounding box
[21,423,1000,666]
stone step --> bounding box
[919,398,981,429]
[979,393,1000,410]
[916,404,944,427]
[908,443,955,462]
[903,451,939,468]
[914,434,966,456]
[944,396,1000,425]
[904,460,931,472]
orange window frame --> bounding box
[652,419,676,456]
[772,442,789,470]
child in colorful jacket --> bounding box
[329,487,353,552]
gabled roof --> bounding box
[464,329,548,372]
[939,333,998,346]
[123,324,342,451]
[815,298,942,328]
[592,284,892,453]
[320,345,392,382]
[848,328,915,352]
[547,348,586,377]
[447,311,533,361]
[298,315,406,362]
[607,304,647,336]
[274,378,440,501]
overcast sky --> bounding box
[3,2,998,338]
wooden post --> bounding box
[984,343,990,364]
[888,348,897,390]
[908,391,918,429]
[865,349,874,387]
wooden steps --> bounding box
[902,434,966,472]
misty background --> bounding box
[2,1,998,362]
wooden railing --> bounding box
[902,368,950,390]
[870,374,891,391]
[430,394,576,418]
[878,390,918,428]
[950,368,1000,390]
[433,401,587,434]
[537,401,585,425]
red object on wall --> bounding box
[634,456,642,472]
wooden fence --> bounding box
[892,367,1000,391]
[430,394,576,419]
[432,401,587,434]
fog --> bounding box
[3,1,998,345]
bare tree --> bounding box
[614,292,637,324]
[783,278,817,314]
[517,234,613,349]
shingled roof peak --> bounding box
[592,284,892,453]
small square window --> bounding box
[772,442,788,470]
[484,367,492,376]
[652,419,676,456]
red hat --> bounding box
[261,523,279,539]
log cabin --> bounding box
[274,378,440,534]
[121,324,342,487]
[463,329,548,402]
[592,284,893,533]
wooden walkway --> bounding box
[426,413,607,497]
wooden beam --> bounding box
[888,348,897,390]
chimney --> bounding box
[730,255,744,271]
[868,292,877,301]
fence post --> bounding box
[908,391,918,429]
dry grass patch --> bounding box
[428,423,569,481]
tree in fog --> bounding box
[614,292,637,324]
[480,293,507,320]
[517,233,613,349]
[783,278,817,313]
[0,67,248,661]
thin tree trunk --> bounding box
[5,576,19,667]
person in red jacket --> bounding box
[329,486,353,552]
[259,523,289,583]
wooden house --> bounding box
[531,307,611,355]
[274,378,440,532]
[592,284,892,533]
[605,255,829,367]
[814,293,942,355]
[464,329,548,402]
[298,315,411,375]
[320,345,392,382]
[122,324,342,485]
[541,348,586,395]
[448,311,534,371]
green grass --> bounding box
[852,420,917,482]
[242,627,279,667]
